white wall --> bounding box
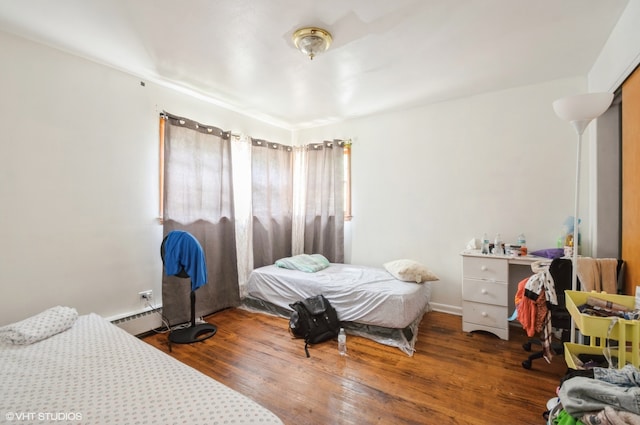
[2,0,639,324]
[588,0,640,258]
[295,78,590,313]
[0,31,289,326]
[589,0,640,94]
[295,1,640,314]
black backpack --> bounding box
[289,294,340,357]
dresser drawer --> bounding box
[462,301,508,329]
[462,278,508,306]
[462,256,508,282]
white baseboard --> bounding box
[429,302,462,316]
[108,302,462,336]
[108,307,163,336]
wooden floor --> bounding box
[142,309,567,425]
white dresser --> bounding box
[461,250,545,340]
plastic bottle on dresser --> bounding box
[481,233,490,254]
[564,233,574,257]
[494,233,504,255]
[517,233,527,255]
[338,328,347,356]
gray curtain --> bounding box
[303,140,345,262]
[162,113,239,325]
[251,139,293,268]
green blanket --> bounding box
[275,254,330,273]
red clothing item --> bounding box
[515,277,548,337]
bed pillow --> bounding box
[0,306,78,345]
[275,254,330,273]
[384,259,439,283]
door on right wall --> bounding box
[622,66,640,295]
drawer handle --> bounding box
[480,266,488,271]
[481,289,488,295]
[481,312,488,317]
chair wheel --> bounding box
[522,360,532,369]
[523,342,532,352]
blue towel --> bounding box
[163,230,208,291]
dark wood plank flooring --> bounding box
[142,309,567,425]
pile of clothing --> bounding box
[515,261,558,362]
[549,365,640,425]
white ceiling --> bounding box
[0,0,630,130]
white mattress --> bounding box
[0,313,283,425]
[246,263,431,329]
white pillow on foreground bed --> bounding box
[384,259,439,283]
[0,306,78,345]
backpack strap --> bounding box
[304,341,310,358]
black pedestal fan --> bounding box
[161,231,217,344]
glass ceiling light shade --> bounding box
[292,27,332,60]
[553,92,614,135]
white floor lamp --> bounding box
[552,92,613,342]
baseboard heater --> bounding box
[110,308,163,336]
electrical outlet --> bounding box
[139,290,153,302]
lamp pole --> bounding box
[571,122,586,294]
[553,92,614,344]
[570,125,584,343]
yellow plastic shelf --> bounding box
[564,343,608,369]
[565,290,637,340]
[564,341,640,369]
[565,291,640,368]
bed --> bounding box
[0,307,283,425]
[242,259,434,356]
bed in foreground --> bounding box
[242,258,435,356]
[0,307,283,425]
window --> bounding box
[160,115,352,223]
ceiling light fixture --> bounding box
[292,27,332,60]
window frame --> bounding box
[343,141,352,221]
[158,115,166,223]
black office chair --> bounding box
[521,258,625,369]
[521,258,574,369]
[161,230,217,345]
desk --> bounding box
[460,250,547,340]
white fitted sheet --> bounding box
[0,313,283,425]
[246,263,431,329]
